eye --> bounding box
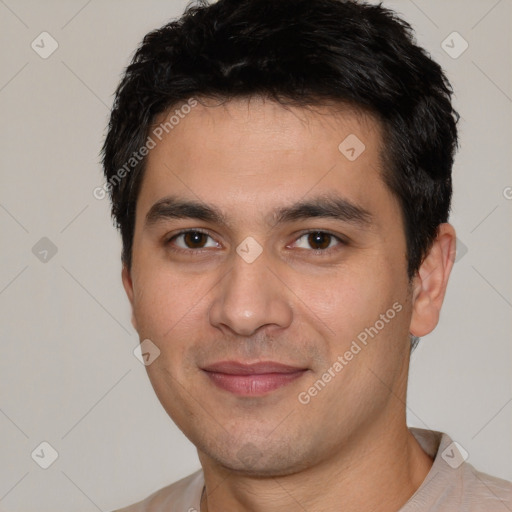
[292,231,343,251]
[168,230,220,250]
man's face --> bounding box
[123,98,414,475]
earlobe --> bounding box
[122,264,134,303]
[409,223,456,337]
[122,264,138,331]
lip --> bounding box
[202,360,308,396]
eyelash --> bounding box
[165,229,347,255]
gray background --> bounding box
[0,0,510,510]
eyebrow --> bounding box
[145,196,229,227]
[268,195,372,227]
[144,194,373,229]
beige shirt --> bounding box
[114,428,512,511]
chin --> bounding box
[203,439,317,477]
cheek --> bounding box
[131,260,210,338]
[130,264,224,386]
[299,262,399,338]
[131,272,173,337]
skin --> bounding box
[122,97,456,512]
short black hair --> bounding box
[102,0,459,277]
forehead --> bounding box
[138,97,398,224]
[150,97,381,160]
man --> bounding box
[102,0,511,510]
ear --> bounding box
[409,223,456,337]
[122,264,138,332]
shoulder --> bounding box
[456,462,512,511]
[405,428,512,511]
[112,469,204,512]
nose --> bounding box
[208,251,293,337]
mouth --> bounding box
[201,361,308,396]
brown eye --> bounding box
[292,231,343,252]
[307,232,332,250]
[183,231,208,248]
[170,230,219,250]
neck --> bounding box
[199,421,433,512]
